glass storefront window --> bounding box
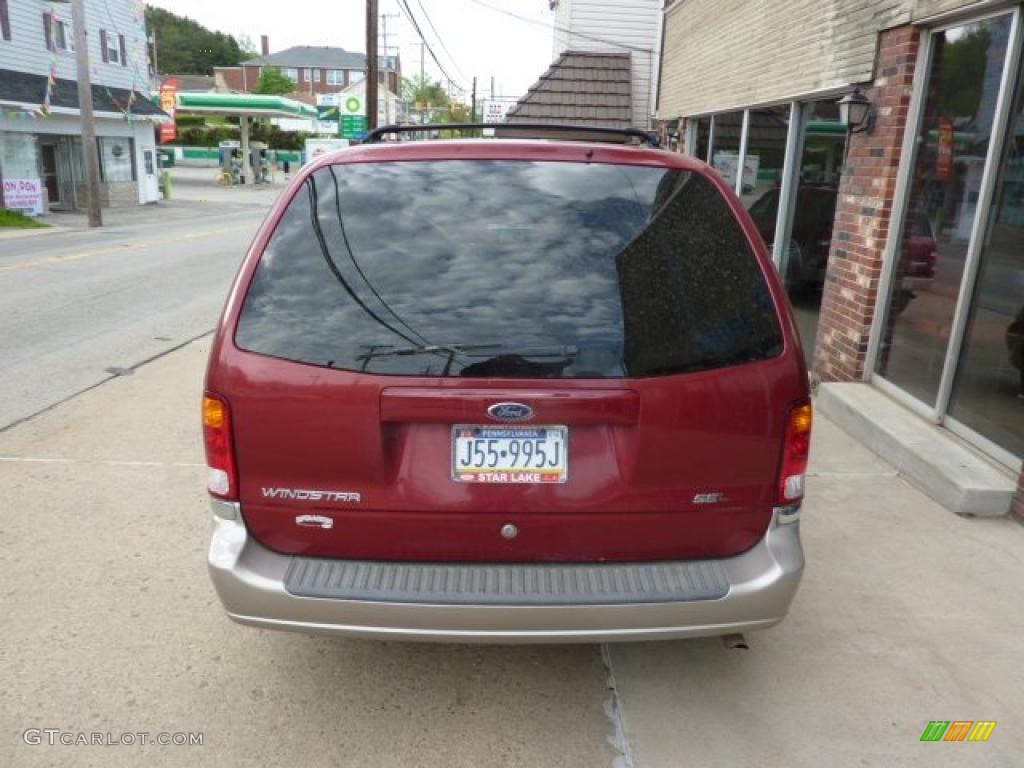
[747,101,845,350]
[709,111,742,185]
[739,106,789,209]
[875,14,1013,407]
[98,137,135,183]
[947,51,1024,458]
[0,132,39,179]
[693,116,710,162]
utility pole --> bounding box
[417,42,426,125]
[366,0,379,131]
[380,12,400,57]
[471,76,477,124]
[71,0,102,227]
[379,12,399,124]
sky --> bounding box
[146,0,556,101]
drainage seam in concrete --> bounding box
[0,329,214,435]
[601,643,636,768]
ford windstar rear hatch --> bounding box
[210,154,806,562]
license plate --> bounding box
[452,425,568,484]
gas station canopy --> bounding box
[173,93,317,185]
[175,92,317,119]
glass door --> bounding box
[874,12,1016,409]
[946,36,1024,461]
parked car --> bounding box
[748,185,839,291]
[904,210,938,282]
[203,128,812,643]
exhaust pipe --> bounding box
[722,633,749,650]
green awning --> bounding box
[175,92,317,119]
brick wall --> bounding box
[813,25,919,382]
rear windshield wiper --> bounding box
[356,343,579,375]
[356,343,503,374]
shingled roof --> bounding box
[242,47,399,71]
[505,52,632,127]
[0,69,165,118]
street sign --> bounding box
[341,114,368,139]
[482,99,514,124]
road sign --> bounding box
[341,114,368,139]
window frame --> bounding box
[44,11,73,53]
[1,0,11,42]
[99,28,121,64]
[866,6,1024,470]
[233,161,785,379]
[97,137,136,183]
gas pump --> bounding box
[250,141,269,185]
[218,140,240,185]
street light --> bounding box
[838,88,875,134]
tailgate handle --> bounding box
[380,388,639,426]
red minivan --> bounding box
[204,126,811,643]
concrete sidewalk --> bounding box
[0,339,613,768]
[0,338,1021,767]
[15,166,288,236]
[609,419,1024,767]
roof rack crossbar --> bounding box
[364,123,660,147]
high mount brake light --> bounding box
[203,393,238,500]
[779,401,813,505]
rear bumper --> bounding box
[208,508,804,644]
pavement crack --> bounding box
[601,643,636,768]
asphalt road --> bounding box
[0,197,268,431]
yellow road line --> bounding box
[0,224,253,273]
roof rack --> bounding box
[364,123,660,147]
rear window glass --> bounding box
[235,160,783,378]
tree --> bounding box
[236,34,259,61]
[254,67,296,95]
[444,102,473,123]
[402,75,450,110]
[145,5,247,75]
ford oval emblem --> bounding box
[487,402,534,422]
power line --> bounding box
[414,0,466,81]
[397,0,465,93]
[465,0,654,54]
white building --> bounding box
[547,0,662,129]
[0,0,165,213]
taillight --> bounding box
[203,393,238,500]
[779,401,813,505]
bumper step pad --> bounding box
[284,556,729,606]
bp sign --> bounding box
[344,96,363,115]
